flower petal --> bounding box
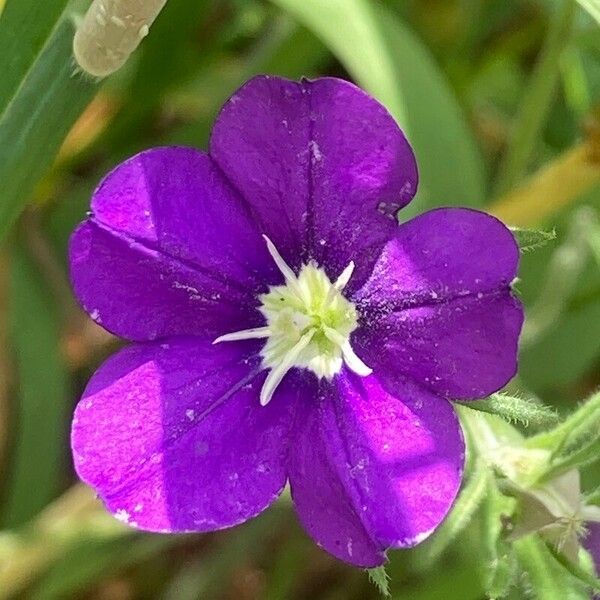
[288,370,464,567]
[210,75,418,287]
[70,147,276,340]
[72,338,295,532]
[353,208,523,400]
[584,522,600,574]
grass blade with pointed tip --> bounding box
[2,242,71,526]
[0,0,70,114]
[0,17,98,243]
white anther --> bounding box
[341,341,373,377]
[213,327,271,344]
[334,261,355,291]
[323,326,372,376]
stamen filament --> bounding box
[325,261,355,306]
[341,341,373,377]
[322,325,347,347]
[260,330,315,406]
[323,326,373,377]
[334,261,355,291]
[263,235,311,304]
[263,235,298,285]
[213,327,271,344]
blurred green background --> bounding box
[0,0,600,598]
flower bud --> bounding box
[73,0,168,77]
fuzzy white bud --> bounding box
[73,0,168,77]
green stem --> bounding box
[540,434,600,482]
[584,486,600,506]
[515,537,578,600]
[456,394,558,429]
[527,390,600,452]
[494,0,576,196]
[547,543,600,593]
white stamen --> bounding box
[341,341,373,377]
[263,234,310,304]
[325,260,355,305]
[263,235,297,285]
[335,261,355,291]
[213,327,271,344]
[215,237,371,406]
[260,330,314,406]
[323,326,372,376]
[322,325,347,347]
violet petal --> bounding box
[210,75,418,288]
[353,208,523,399]
[288,370,464,567]
[71,337,295,532]
[585,522,600,575]
[70,147,277,341]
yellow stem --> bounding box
[489,140,600,226]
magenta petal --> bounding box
[288,371,464,567]
[353,208,523,399]
[70,147,276,340]
[72,338,294,532]
[210,75,417,286]
[585,522,600,574]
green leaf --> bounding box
[2,242,71,526]
[546,542,600,593]
[510,226,557,253]
[528,389,600,452]
[0,0,70,114]
[268,0,486,216]
[576,0,600,25]
[457,393,559,429]
[0,17,98,243]
[367,566,391,598]
[515,536,589,600]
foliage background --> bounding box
[0,0,599,598]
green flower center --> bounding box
[213,236,371,405]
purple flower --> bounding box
[69,75,523,567]
[585,523,600,575]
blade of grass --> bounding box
[0,0,70,114]
[2,240,71,526]
[0,18,98,243]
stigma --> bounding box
[214,236,372,406]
